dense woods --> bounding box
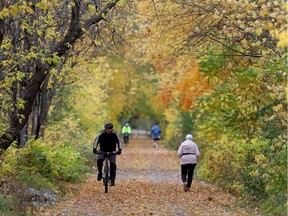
[0,0,287,215]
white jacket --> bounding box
[177,139,200,165]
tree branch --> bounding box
[83,0,120,30]
[206,34,262,58]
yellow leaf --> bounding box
[273,104,283,112]
[255,28,263,35]
[278,30,288,48]
[37,29,42,36]
[260,8,268,16]
[241,39,248,47]
[270,93,276,99]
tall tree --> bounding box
[0,0,121,154]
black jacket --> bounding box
[93,130,122,152]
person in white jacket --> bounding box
[177,134,200,192]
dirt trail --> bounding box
[39,139,260,216]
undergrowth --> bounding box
[0,116,93,215]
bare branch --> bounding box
[206,34,262,58]
[83,0,120,30]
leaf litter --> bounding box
[38,139,261,216]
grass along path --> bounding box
[38,139,260,216]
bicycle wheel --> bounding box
[103,159,109,193]
[124,135,128,144]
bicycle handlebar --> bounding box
[96,151,117,155]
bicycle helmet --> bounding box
[186,134,193,140]
[125,123,129,126]
[104,122,113,129]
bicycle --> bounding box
[123,133,129,145]
[96,151,117,193]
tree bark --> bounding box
[35,74,49,139]
[0,0,5,47]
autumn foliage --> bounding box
[132,1,287,215]
[177,66,211,111]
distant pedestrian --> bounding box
[177,134,200,192]
[151,122,161,148]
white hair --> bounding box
[186,134,193,140]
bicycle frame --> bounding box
[97,151,117,193]
[123,133,129,144]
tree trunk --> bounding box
[0,0,5,47]
[19,123,28,148]
[31,92,40,137]
[36,74,50,139]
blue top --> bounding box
[151,124,161,139]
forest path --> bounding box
[39,139,259,216]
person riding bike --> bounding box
[121,122,132,144]
[93,122,122,186]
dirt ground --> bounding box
[38,139,261,216]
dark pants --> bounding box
[181,164,197,188]
[97,153,117,181]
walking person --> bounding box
[151,122,161,148]
[177,134,200,192]
[93,122,122,186]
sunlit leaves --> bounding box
[0,2,34,19]
[45,53,61,65]
[35,2,50,11]
[135,0,286,62]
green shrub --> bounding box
[0,194,14,215]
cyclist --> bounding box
[121,122,132,144]
[177,134,200,192]
[93,122,122,186]
[151,122,161,148]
